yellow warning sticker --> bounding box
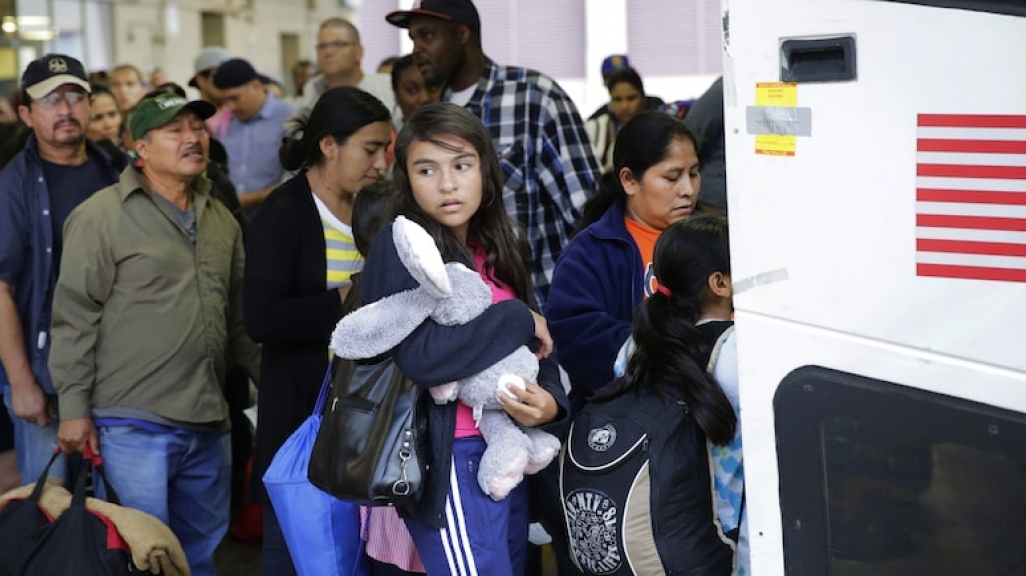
[755,82,798,107]
[755,134,797,156]
[755,82,799,156]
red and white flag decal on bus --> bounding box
[916,114,1026,283]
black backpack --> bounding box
[559,325,735,576]
[0,452,60,576]
[0,449,142,576]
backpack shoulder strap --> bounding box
[705,323,735,374]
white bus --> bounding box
[724,0,1026,574]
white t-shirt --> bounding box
[447,84,476,107]
[297,72,396,115]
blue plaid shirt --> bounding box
[220,93,295,195]
[454,59,601,308]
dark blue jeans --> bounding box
[97,425,231,576]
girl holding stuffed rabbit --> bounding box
[358,102,570,576]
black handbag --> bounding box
[308,355,425,507]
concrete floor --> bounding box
[215,535,263,576]
[213,536,561,575]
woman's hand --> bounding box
[531,311,553,359]
[497,379,559,427]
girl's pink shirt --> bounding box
[453,247,518,438]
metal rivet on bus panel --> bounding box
[988,424,999,435]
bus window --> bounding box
[775,366,1026,575]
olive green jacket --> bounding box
[50,166,260,427]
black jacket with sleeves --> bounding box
[360,223,571,527]
[243,174,343,500]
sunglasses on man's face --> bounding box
[35,90,88,108]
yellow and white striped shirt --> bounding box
[311,193,362,290]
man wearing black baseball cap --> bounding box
[386,3,599,573]
[0,53,121,485]
[213,57,295,212]
[386,0,599,309]
[50,89,260,576]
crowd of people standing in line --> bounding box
[0,0,737,574]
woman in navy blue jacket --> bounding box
[547,112,703,413]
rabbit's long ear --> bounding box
[329,288,437,359]
[394,215,451,298]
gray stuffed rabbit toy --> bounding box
[330,216,560,500]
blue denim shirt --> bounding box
[220,93,295,195]
[0,135,120,395]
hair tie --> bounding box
[656,284,672,298]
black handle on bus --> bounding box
[780,36,857,82]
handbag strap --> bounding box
[312,364,334,417]
[27,448,63,503]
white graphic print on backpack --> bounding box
[562,413,650,574]
[559,391,734,576]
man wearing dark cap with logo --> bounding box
[213,57,295,213]
[601,54,631,84]
[49,92,261,576]
[0,53,121,484]
[387,0,601,309]
[588,53,666,121]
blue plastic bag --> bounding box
[264,369,368,576]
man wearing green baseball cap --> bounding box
[49,91,261,576]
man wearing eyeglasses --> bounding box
[0,53,121,484]
[295,17,395,113]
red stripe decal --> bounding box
[917,139,1026,154]
[916,214,1026,231]
[916,189,1026,205]
[917,114,1026,129]
[917,239,1026,257]
[917,164,1026,179]
[917,264,1026,282]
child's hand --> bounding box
[531,311,553,358]
[497,379,559,426]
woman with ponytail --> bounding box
[611,215,748,575]
[242,86,392,575]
